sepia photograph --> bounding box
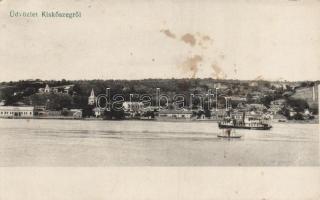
[0,0,319,199]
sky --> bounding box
[0,0,320,82]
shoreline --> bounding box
[0,117,318,124]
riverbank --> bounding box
[0,116,318,124]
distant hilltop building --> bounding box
[44,84,51,93]
[213,82,228,90]
[88,89,96,105]
[249,81,259,87]
[38,84,74,94]
[270,82,288,90]
[38,84,50,93]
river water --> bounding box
[0,119,318,166]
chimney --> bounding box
[312,86,316,101]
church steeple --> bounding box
[88,89,96,105]
[90,89,95,97]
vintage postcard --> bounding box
[0,0,319,199]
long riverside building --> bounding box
[0,106,34,118]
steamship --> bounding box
[218,112,272,130]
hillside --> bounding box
[0,79,318,117]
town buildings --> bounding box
[0,80,317,121]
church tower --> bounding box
[44,84,51,93]
[88,89,96,105]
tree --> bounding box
[61,109,69,116]
[260,95,274,108]
[196,110,205,119]
[103,108,125,120]
[29,93,72,110]
[204,109,211,118]
[280,106,293,119]
[293,112,303,120]
[286,98,308,112]
[143,111,155,118]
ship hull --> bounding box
[217,135,241,138]
[218,123,272,130]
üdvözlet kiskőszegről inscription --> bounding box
[9,10,82,19]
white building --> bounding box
[0,106,34,118]
[249,81,259,87]
[158,110,193,119]
[123,102,144,112]
[44,84,51,93]
[269,99,286,114]
[88,89,96,105]
[0,100,5,106]
[214,82,229,90]
[93,107,103,117]
[69,109,83,118]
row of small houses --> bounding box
[0,104,313,121]
[91,101,273,120]
[92,99,314,120]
